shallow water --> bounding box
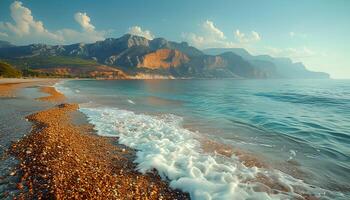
[57,79,350,199]
[0,86,52,198]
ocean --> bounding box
[56,79,350,199]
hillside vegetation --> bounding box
[6,56,99,69]
[0,61,22,78]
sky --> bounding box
[0,0,349,79]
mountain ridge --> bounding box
[0,35,329,79]
[203,48,329,79]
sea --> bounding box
[56,79,350,200]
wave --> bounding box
[127,99,135,104]
[80,106,341,200]
[54,80,73,96]
[255,92,349,107]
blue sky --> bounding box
[0,0,349,78]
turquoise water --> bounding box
[58,79,350,199]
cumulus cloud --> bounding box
[182,20,237,48]
[202,20,225,39]
[0,1,105,44]
[74,12,95,32]
[57,27,105,44]
[183,20,262,49]
[127,26,154,40]
[0,1,63,43]
[235,30,261,43]
[59,12,105,43]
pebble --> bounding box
[8,99,190,200]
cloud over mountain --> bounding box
[182,20,236,48]
[127,26,154,40]
[182,20,262,49]
[74,12,95,32]
[235,30,261,43]
[203,20,225,39]
[0,1,105,44]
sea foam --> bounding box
[127,99,135,104]
[54,81,72,95]
[80,106,335,200]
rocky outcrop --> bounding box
[138,49,190,69]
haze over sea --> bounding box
[57,79,350,199]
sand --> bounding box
[2,80,188,199]
[36,86,65,102]
[0,78,59,97]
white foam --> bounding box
[80,106,337,200]
[127,99,135,104]
[53,81,73,95]
[288,150,297,161]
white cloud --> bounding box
[183,20,262,49]
[203,20,225,39]
[235,30,261,43]
[252,31,261,41]
[57,28,105,44]
[182,20,237,48]
[0,1,63,43]
[265,46,316,60]
[128,26,154,40]
[0,1,105,44]
[181,32,205,47]
[74,12,95,32]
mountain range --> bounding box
[0,34,329,79]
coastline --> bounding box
[1,79,346,199]
[0,78,60,98]
[1,80,189,199]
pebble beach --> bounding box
[0,79,189,199]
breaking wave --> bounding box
[80,106,341,200]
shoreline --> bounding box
[1,79,344,199]
[0,78,60,98]
[2,81,189,199]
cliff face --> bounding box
[138,49,190,69]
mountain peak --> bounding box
[121,33,149,41]
[119,34,150,48]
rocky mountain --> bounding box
[203,48,329,79]
[0,35,329,79]
[138,49,190,69]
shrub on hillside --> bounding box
[0,61,22,78]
